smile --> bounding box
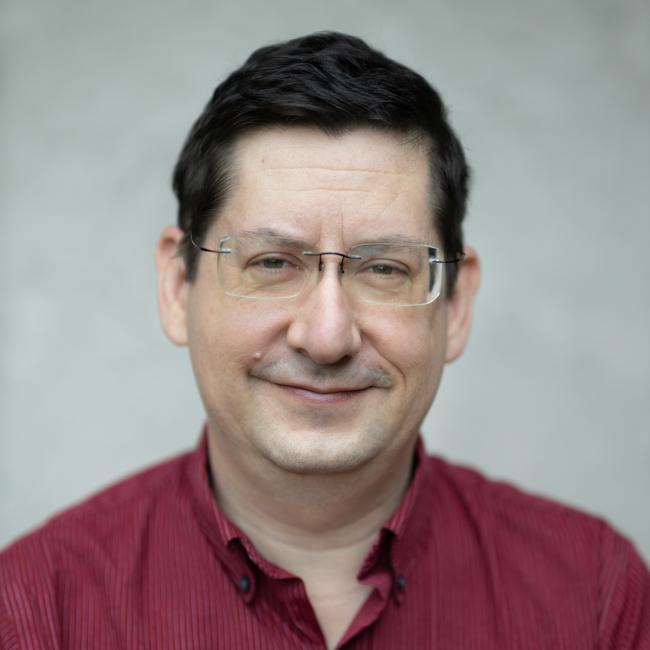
[274,383,370,404]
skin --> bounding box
[156,126,480,648]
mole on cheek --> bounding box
[252,351,263,362]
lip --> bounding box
[273,383,370,404]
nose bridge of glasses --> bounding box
[302,250,362,273]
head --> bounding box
[172,31,470,296]
[157,32,479,482]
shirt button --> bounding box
[238,575,251,593]
[396,575,407,591]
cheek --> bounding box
[189,296,286,380]
[364,307,446,385]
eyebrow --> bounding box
[359,233,431,246]
[238,228,314,249]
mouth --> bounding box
[273,383,371,404]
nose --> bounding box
[286,258,362,365]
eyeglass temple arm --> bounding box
[432,252,466,264]
[189,231,232,254]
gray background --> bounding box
[1,0,649,562]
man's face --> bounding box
[158,127,477,476]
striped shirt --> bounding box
[1,431,648,649]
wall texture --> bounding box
[1,0,649,561]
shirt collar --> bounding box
[357,437,435,590]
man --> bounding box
[1,32,648,650]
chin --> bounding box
[253,426,388,476]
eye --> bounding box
[258,257,290,269]
[361,260,410,277]
[248,254,302,272]
[367,263,403,275]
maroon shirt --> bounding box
[1,431,648,649]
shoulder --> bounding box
[0,448,194,579]
[426,454,650,647]
[428,453,614,537]
[426,452,645,566]
[0,449,196,646]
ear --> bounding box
[445,246,480,363]
[155,225,189,346]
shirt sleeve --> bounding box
[0,598,19,650]
[598,522,650,649]
[0,534,60,649]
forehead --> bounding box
[216,126,437,245]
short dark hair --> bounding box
[172,31,470,294]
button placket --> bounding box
[238,575,251,593]
[392,570,408,605]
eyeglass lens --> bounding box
[213,234,442,306]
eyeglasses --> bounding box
[190,232,464,306]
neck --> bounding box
[206,428,415,558]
